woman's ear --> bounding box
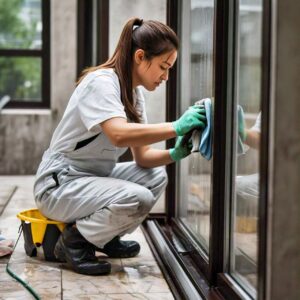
[134,49,145,65]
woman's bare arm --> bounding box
[131,145,174,168]
[100,117,176,147]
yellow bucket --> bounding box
[17,209,66,261]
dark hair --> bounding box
[78,18,179,123]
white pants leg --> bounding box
[35,160,168,248]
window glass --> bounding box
[231,0,262,293]
[0,0,42,49]
[0,57,41,101]
[179,0,215,253]
[0,0,46,106]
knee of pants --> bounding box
[109,186,155,217]
[135,187,156,214]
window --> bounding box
[179,0,215,255]
[144,0,270,299]
[0,0,50,109]
[230,0,262,295]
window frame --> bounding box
[0,0,51,109]
[77,0,109,77]
[144,0,272,299]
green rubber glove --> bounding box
[169,135,193,161]
[238,105,247,142]
[172,105,206,136]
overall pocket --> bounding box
[69,132,117,161]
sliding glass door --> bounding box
[178,0,263,296]
[145,0,270,298]
[230,0,262,294]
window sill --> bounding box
[0,109,52,116]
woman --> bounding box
[34,18,206,275]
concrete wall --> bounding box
[0,0,77,174]
[266,1,300,299]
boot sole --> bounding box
[97,246,141,258]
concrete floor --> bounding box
[0,176,174,300]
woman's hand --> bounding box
[172,105,206,136]
[169,135,193,161]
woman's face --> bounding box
[133,49,177,91]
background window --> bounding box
[0,0,50,108]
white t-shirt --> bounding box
[49,68,147,169]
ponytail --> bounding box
[78,18,178,123]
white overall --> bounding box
[33,69,168,248]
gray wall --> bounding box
[0,0,77,174]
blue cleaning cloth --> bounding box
[191,98,245,160]
[190,98,212,159]
[196,98,213,160]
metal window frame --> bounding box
[0,0,51,109]
[165,0,180,221]
[147,0,221,297]
[77,0,109,78]
[217,0,271,299]
[257,0,272,299]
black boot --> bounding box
[54,225,111,275]
[96,236,140,258]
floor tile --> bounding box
[0,185,16,215]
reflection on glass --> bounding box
[0,0,42,49]
[0,57,41,101]
[179,0,214,253]
[231,0,262,293]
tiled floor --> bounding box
[0,176,174,300]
